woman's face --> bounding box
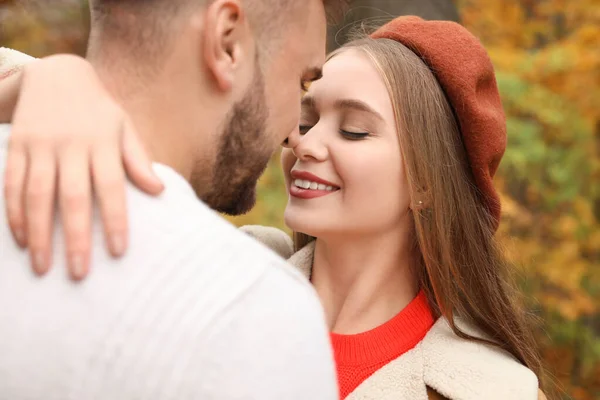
[282,49,412,238]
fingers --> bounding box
[122,120,164,196]
[24,146,57,275]
[58,147,92,281]
[4,137,28,248]
[91,139,128,258]
[5,55,143,279]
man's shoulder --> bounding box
[121,162,315,293]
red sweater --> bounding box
[330,290,435,399]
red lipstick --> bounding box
[289,170,340,199]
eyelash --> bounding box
[341,130,369,140]
[298,125,369,140]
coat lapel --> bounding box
[288,241,315,280]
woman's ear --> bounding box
[410,188,432,211]
[201,0,250,92]
[411,199,426,211]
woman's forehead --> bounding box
[304,49,394,119]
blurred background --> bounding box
[1,0,598,398]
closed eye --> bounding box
[340,129,369,140]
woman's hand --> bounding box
[3,53,164,280]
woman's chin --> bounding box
[284,209,322,237]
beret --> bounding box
[371,17,506,231]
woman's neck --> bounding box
[311,228,419,334]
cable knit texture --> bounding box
[242,225,539,400]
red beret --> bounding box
[371,16,506,231]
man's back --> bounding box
[0,125,337,399]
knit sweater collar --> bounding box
[287,242,435,358]
[330,290,434,366]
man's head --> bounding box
[88,0,348,215]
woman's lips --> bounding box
[288,170,340,199]
[290,170,339,188]
[289,185,338,199]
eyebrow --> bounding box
[301,96,385,122]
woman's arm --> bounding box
[1,51,163,279]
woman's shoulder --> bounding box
[239,225,295,259]
[420,317,539,400]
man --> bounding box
[0,0,346,398]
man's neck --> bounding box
[89,56,218,183]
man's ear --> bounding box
[201,0,251,92]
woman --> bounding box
[1,17,547,399]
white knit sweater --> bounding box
[242,225,540,400]
[0,126,338,400]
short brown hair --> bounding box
[89,0,350,60]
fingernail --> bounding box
[70,254,85,279]
[111,234,124,257]
[32,252,46,273]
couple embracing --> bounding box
[0,0,547,399]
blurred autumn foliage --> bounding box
[458,1,600,398]
[1,0,598,398]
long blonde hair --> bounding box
[294,37,545,388]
